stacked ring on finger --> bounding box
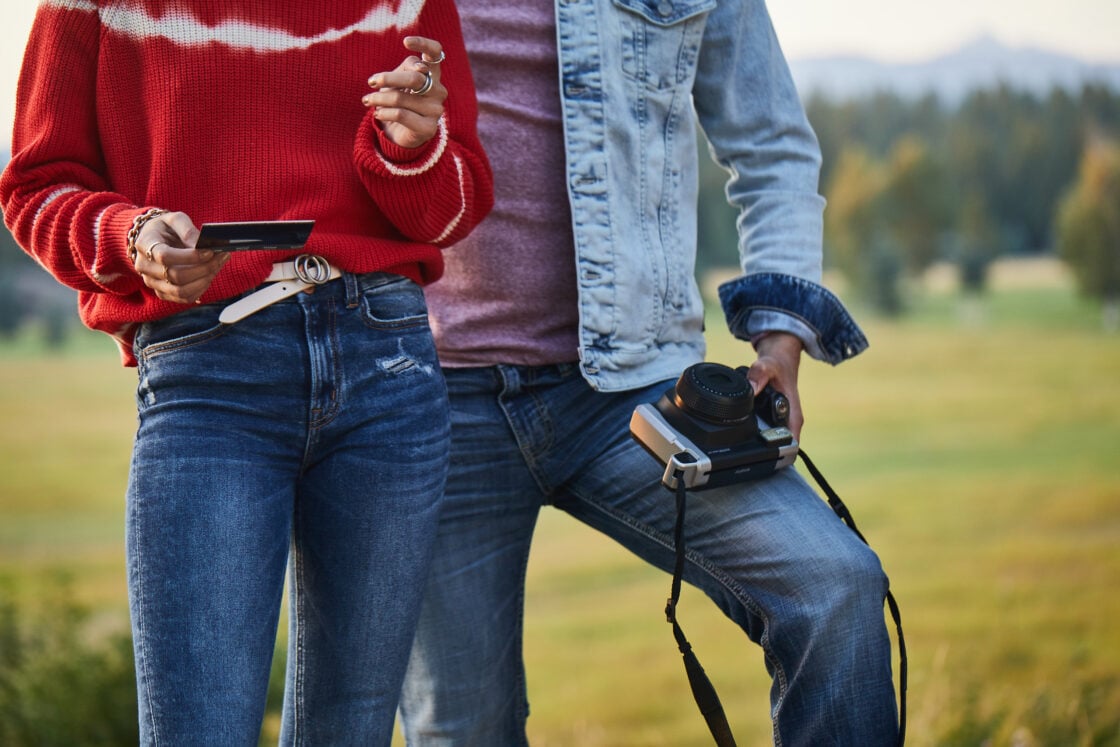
[410,69,434,96]
[422,50,446,65]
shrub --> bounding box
[0,574,138,746]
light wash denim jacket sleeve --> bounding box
[557,0,868,392]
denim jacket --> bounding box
[556,0,868,391]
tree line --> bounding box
[698,83,1120,319]
[3,83,1120,344]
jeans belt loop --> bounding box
[218,254,341,325]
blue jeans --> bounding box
[398,364,898,746]
[126,273,449,746]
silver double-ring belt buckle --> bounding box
[293,254,333,285]
[218,255,340,325]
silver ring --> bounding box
[422,50,445,66]
[294,254,332,285]
[410,70,433,96]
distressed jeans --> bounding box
[398,363,898,746]
[127,272,448,746]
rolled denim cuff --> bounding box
[718,273,869,365]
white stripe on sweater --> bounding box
[433,155,467,244]
[47,0,426,52]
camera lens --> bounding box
[673,363,754,424]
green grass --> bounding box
[0,326,135,611]
[2,266,1119,746]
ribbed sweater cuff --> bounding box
[90,203,147,294]
[371,120,444,173]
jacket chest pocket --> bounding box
[612,0,716,90]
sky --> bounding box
[1,0,1118,149]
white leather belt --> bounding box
[219,255,341,324]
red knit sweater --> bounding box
[0,0,493,365]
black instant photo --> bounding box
[196,220,315,251]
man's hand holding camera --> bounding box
[629,351,800,491]
[748,331,804,440]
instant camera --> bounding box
[630,362,798,490]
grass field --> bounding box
[1,259,1118,746]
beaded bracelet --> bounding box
[126,207,168,267]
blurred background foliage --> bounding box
[696,83,1120,324]
[3,83,1120,338]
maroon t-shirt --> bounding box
[426,0,581,367]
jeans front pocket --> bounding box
[358,275,431,331]
[133,306,228,364]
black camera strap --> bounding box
[798,449,908,746]
[666,449,907,747]
[666,472,738,747]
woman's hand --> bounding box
[362,36,446,149]
[134,212,228,304]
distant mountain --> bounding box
[789,35,1120,102]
